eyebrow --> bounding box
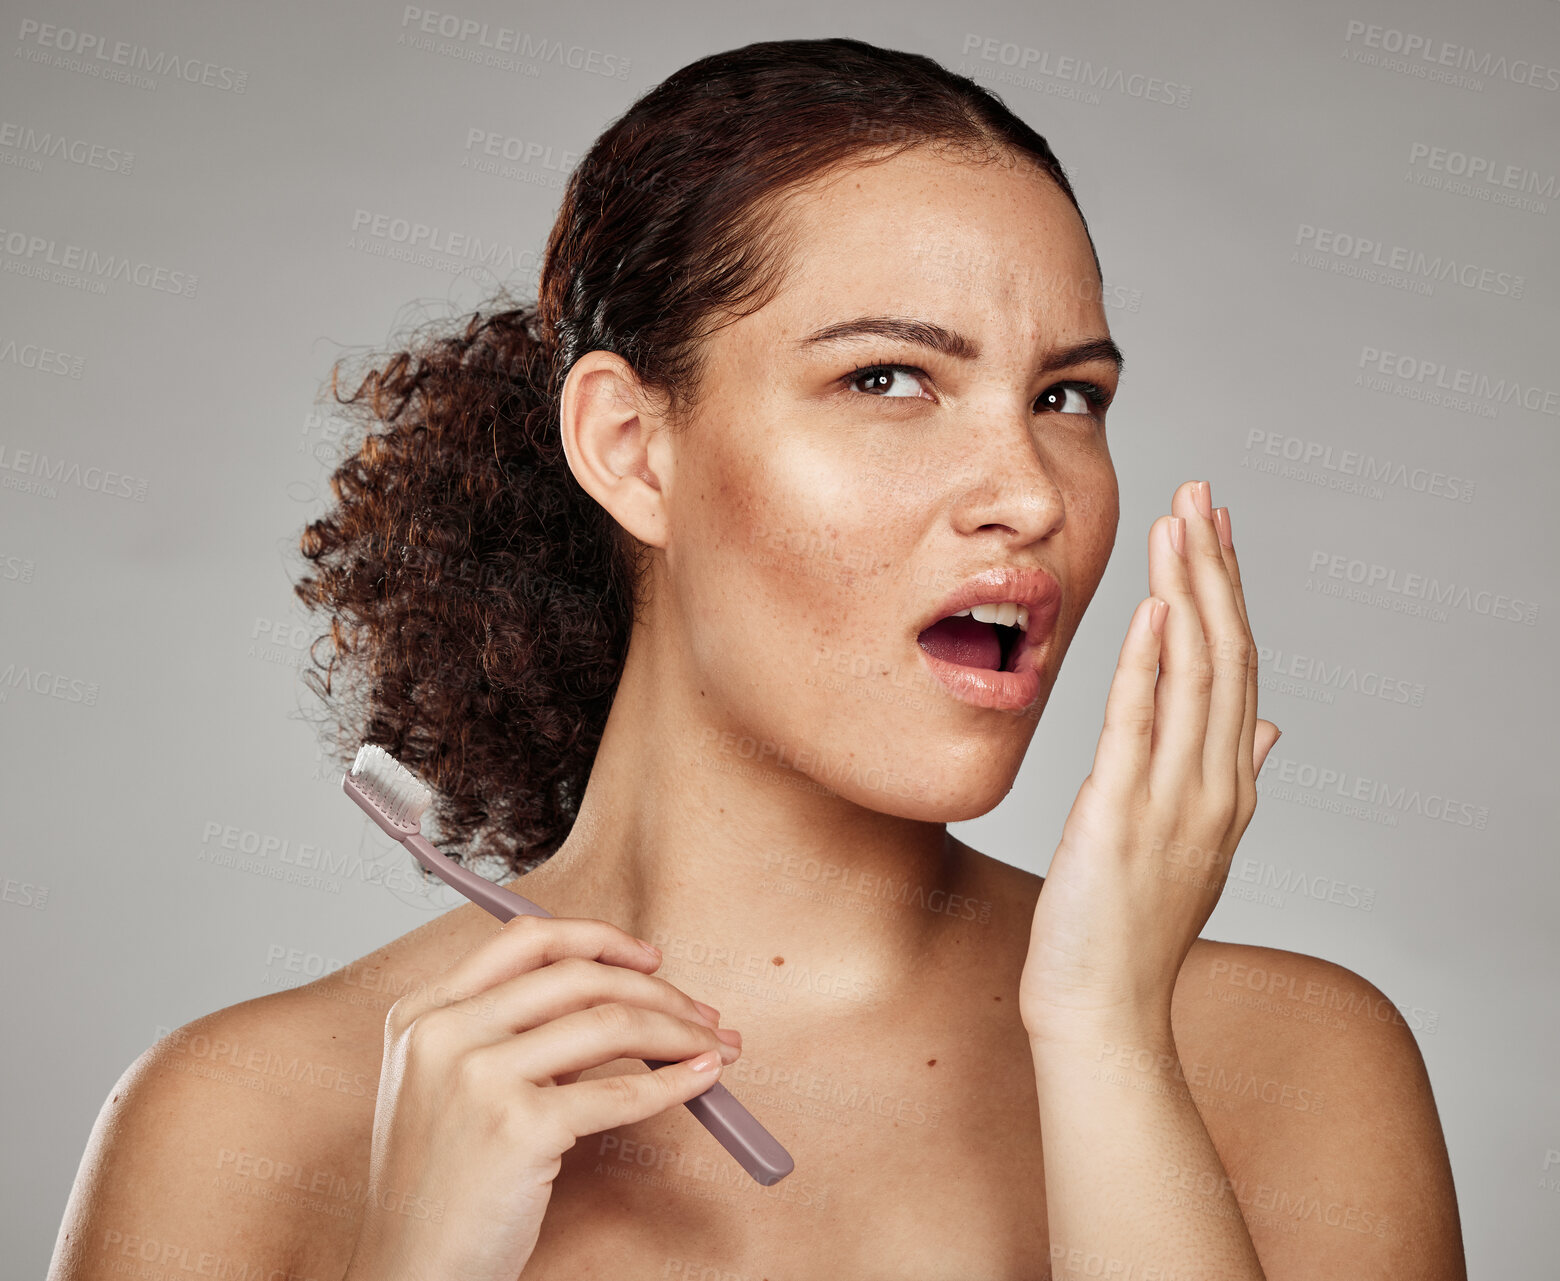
[797,315,1125,378]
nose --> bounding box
[945,430,1066,547]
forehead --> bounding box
[758,145,1105,337]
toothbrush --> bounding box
[342,742,795,1186]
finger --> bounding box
[494,1002,738,1084]
[1085,595,1166,798]
[409,914,662,1020]
[1146,500,1208,797]
[1212,508,1248,631]
[1174,485,1249,795]
[551,1052,726,1137]
[1213,505,1262,797]
[472,955,722,1036]
[1255,720,1282,775]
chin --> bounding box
[818,740,1030,823]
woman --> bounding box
[50,37,1464,1280]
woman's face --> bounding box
[655,144,1122,821]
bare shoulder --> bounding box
[44,909,490,1281]
[952,845,1465,1278]
[1170,938,1467,1278]
[47,981,380,1281]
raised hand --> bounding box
[1019,479,1281,1045]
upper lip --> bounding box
[916,566,1062,641]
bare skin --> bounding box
[49,146,1465,1280]
[50,869,1460,1280]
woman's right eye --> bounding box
[845,363,933,400]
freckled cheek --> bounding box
[710,478,904,669]
[685,385,905,568]
[1062,466,1118,566]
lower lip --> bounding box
[916,634,1047,712]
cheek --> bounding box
[1057,464,1119,633]
[1063,451,1118,565]
[676,439,904,680]
[676,440,809,614]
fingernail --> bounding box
[715,1026,742,1046]
[637,938,661,960]
[1213,507,1232,548]
[692,1000,721,1026]
[689,1050,722,1072]
[1194,480,1213,519]
[1169,516,1186,557]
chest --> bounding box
[518,1032,1053,1279]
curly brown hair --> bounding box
[292,36,1097,878]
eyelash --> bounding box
[842,362,1112,413]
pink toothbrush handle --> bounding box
[398,828,795,1185]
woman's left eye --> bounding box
[1037,382,1111,415]
[846,364,931,399]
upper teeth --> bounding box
[955,602,1029,631]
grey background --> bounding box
[3,0,1555,1274]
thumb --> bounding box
[1254,720,1282,774]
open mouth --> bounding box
[916,612,1026,673]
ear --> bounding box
[558,350,670,549]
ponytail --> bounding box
[295,297,636,873]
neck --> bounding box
[502,620,968,1017]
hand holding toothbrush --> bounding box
[338,745,788,1280]
[341,912,744,1281]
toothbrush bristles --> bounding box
[349,743,434,826]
